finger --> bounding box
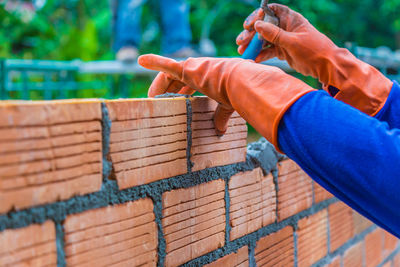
[148,72,175,97]
[138,54,183,80]
[178,86,196,95]
[167,80,186,94]
[213,104,235,136]
[255,48,276,63]
[236,30,255,47]
[244,8,264,31]
[254,20,289,46]
[269,4,303,30]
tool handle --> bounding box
[241,33,264,60]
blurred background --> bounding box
[1,0,400,140]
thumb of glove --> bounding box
[254,21,288,46]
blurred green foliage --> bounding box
[2,0,398,137]
[1,0,399,61]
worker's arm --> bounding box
[238,4,393,117]
[278,81,400,238]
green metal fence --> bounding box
[0,45,399,100]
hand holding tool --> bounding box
[241,0,279,60]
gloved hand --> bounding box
[138,55,315,151]
[237,4,393,116]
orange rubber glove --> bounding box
[237,4,393,116]
[138,55,316,151]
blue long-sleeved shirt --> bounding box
[278,81,400,238]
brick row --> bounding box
[229,168,276,240]
[314,181,334,203]
[343,242,363,267]
[163,180,225,266]
[64,198,157,266]
[0,100,102,213]
[329,202,354,252]
[255,226,294,267]
[297,210,328,267]
[205,246,249,267]
[106,98,188,189]
[277,162,313,221]
[191,97,247,171]
[0,221,56,266]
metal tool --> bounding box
[241,0,279,60]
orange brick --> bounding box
[297,210,328,267]
[229,169,276,240]
[0,99,101,127]
[365,228,383,267]
[343,242,363,267]
[64,198,157,267]
[277,167,313,221]
[190,97,247,172]
[329,202,354,252]
[314,182,334,203]
[0,101,102,213]
[0,221,56,266]
[106,97,187,120]
[325,256,341,267]
[353,211,373,235]
[163,180,225,266]
[278,159,301,176]
[106,98,188,189]
[394,252,400,266]
[205,246,249,267]
[254,226,294,267]
[383,230,399,257]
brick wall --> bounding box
[0,96,398,267]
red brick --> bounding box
[297,210,328,267]
[314,182,334,203]
[0,173,101,212]
[106,98,188,189]
[324,256,341,267]
[365,228,383,267]
[106,97,187,120]
[163,180,225,266]
[394,252,400,266]
[329,202,354,252]
[192,148,247,172]
[278,159,301,176]
[0,101,102,213]
[277,164,313,221]
[205,246,249,267]
[64,198,157,266]
[383,230,399,257]
[191,97,247,172]
[343,242,364,267]
[0,221,56,266]
[229,169,276,240]
[353,211,373,234]
[254,226,294,267]
[0,99,101,127]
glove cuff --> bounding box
[321,47,392,116]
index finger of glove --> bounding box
[244,8,264,31]
[138,54,183,80]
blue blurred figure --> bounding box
[113,0,197,61]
